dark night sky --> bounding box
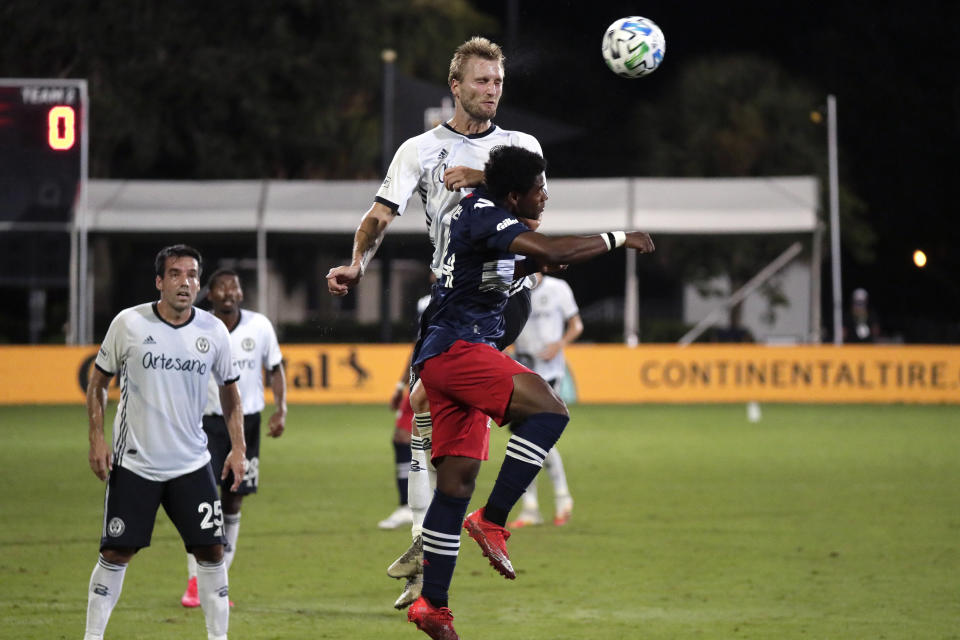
[471,0,960,341]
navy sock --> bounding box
[394,440,412,505]
[421,489,471,608]
[485,412,569,526]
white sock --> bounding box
[187,552,198,579]
[409,412,436,539]
[545,447,570,501]
[197,559,229,639]
[84,554,127,640]
[521,480,540,512]
[223,512,241,572]
[408,435,431,538]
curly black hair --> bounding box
[154,244,203,278]
[483,145,547,201]
[206,267,240,290]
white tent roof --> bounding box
[85,176,817,234]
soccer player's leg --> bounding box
[219,413,262,575]
[379,401,413,529]
[390,379,436,608]
[471,364,569,576]
[165,464,229,640]
[85,467,161,640]
[183,415,230,607]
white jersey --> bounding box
[95,302,239,481]
[513,276,580,383]
[375,123,544,278]
[205,309,283,416]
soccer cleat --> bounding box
[407,596,459,640]
[463,508,515,579]
[378,504,413,530]
[180,576,200,608]
[393,573,423,610]
[387,535,422,579]
[507,509,544,529]
[554,496,574,526]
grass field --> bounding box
[1,403,958,639]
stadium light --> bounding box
[913,249,927,268]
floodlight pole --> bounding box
[827,95,843,345]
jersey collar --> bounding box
[151,301,196,329]
[443,122,498,139]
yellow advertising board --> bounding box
[1,344,959,405]
[565,344,960,404]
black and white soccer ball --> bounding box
[601,16,666,79]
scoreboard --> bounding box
[0,79,86,224]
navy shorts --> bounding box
[203,413,261,495]
[100,464,224,552]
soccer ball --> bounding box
[601,16,666,78]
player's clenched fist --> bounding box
[626,232,655,254]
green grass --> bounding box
[1,404,959,639]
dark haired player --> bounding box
[180,268,287,608]
[84,245,244,640]
[405,146,655,639]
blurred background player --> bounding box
[181,268,287,608]
[844,287,881,343]
[324,36,545,610]
[379,290,433,531]
[508,274,582,528]
[85,245,243,640]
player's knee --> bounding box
[221,493,243,515]
[409,382,429,414]
[191,544,224,564]
[100,547,136,565]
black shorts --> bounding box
[100,464,224,552]
[203,413,261,496]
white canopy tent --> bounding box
[77,176,819,342]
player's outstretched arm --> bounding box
[267,363,287,438]
[509,230,654,268]
[442,165,484,191]
[326,202,397,296]
[86,367,113,481]
[219,381,247,492]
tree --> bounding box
[0,0,495,179]
[637,54,874,334]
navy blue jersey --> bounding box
[413,188,532,366]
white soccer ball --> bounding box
[601,16,666,79]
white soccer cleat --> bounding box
[387,535,422,579]
[393,573,423,610]
[378,504,413,530]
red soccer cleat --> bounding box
[407,596,459,640]
[180,576,200,608]
[463,508,516,579]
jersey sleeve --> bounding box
[512,132,547,192]
[375,136,422,216]
[94,313,125,377]
[555,278,580,319]
[261,317,283,370]
[211,323,240,386]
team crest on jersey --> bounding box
[195,336,210,353]
[241,337,255,352]
[107,517,125,537]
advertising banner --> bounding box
[1,344,958,405]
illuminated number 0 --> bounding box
[48,106,75,150]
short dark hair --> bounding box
[154,244,203,278]
[483,145,547,201]
[206,268,240,290]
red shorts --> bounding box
[418,340,533,461]
[394,390,414,433]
